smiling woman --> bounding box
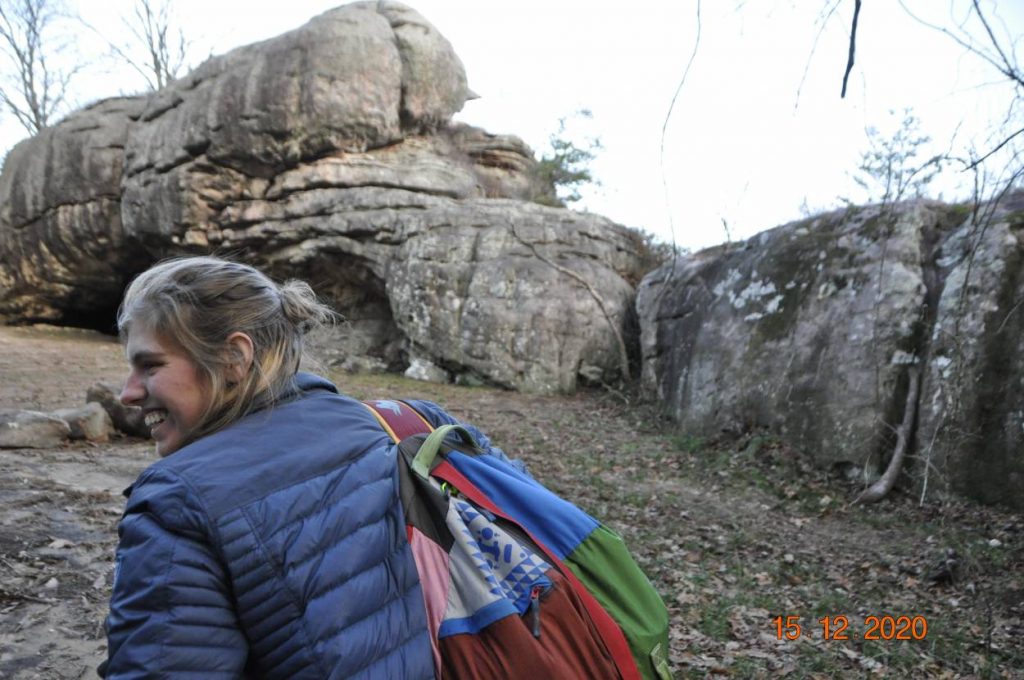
[115,257,332,455]
[105,256,635,678]
[103,256,452,677]
[120,324,212,457]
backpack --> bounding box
[364,399,673,680]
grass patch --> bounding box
[669,433,705,454]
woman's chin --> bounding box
[153,429,183,457]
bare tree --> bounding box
[838,1,1023,175]
[105,0,188,91]
[896,1,1023,174]
[0,0,75,134]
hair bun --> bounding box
[278,280,335,335]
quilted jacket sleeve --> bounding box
[105,469,248,678]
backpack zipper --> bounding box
[529,585,544,638]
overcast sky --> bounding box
[1,0,1021,251]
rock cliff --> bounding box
[637,194,1024,509]
[0,1,646,394]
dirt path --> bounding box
[0,326,153,678]
[0,325,1021,678]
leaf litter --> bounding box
[0,325,1021,678]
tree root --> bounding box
[855,366,921,504]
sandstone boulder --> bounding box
[0,1,644,394]
[87,382,150,438]
[0,97,148,324]
[638,202,931,468]
[638,196,1024,509]
[230,193,641,392]
[120,1,472,247]
[0,410,71,448]
[51,402,115,443]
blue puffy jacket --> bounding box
[104,373,498,678]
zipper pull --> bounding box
[529,585,543,638]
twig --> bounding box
[510,223,631,383]
[659,0,702,261]
[965,126,1024,170]
[995,297,1024,334]
[0,586,54,604]
[840,0,862,98]
[795,0,842,109]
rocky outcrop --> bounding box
[226,192,639,393]
[638,195,1024,509]
[0,1,643,393]
[915,193,1024,508]
[0,96,148,325]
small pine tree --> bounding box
[533,109,602,207]
[854,108,944,204]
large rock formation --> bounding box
[638,195,1024,509]
[0,1,646,393]
[0,96,148,326]
[915,192,1024,508]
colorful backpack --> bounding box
[364,399,673,680]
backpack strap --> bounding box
[364,400,482,478]
[412,425,480,479]
[363,399,434,441]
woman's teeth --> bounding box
[145,411,167,427]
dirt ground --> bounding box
[0,326,152,678]
[0,325,1021,679]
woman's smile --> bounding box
[120,327,211,457]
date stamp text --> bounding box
[772,615,929,641]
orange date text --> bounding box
[772,615,928,641]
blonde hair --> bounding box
[117,256,336,446]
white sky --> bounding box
[1,0,1021,251]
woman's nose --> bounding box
[120,371,145,406]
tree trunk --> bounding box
[856,366,921,504]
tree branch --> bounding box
[898,0,1021,89]
[840,0,862,98]
[965,125,1024,170]
[970,0,1024,90]
[510,224,631,384]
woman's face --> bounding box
[120,325,212,457]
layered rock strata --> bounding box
[0,1,645,393]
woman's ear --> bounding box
[225,332,255,384]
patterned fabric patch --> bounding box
[454,499,550,609]
[439,495,552,635]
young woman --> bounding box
[104,256,645,680]
[104,256,466,677]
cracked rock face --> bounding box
[638,197,1024,509]
[0,97,148,326]
[0,1,644,394]
[915,193,1024,509]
